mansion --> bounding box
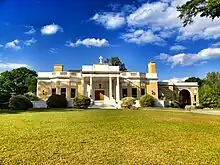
[37,57,199,108]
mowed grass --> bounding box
[1,109,220,164]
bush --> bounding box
[73,95,90,109]
[24,92,40,101]
[140,94,155,108]
[171,100,181,108]
[47,95,67,108]
[121,97,136,109]
[9,95,33,110]
[0,92,11,109]
[195,105,204,109]
[185,105,196,111]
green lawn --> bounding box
[1,109,220,164]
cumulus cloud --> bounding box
[24,26,36,35]
[121,29,165,45]
[156,47,220,67]
[162,77,189,83]
[24,38,37,46]
[0,44,3,48]
[170,45,186,51]
[211,42,220,48]
[5,40,21,51]
[66,38,109,47]
[91,13,125,29]
[0,63,30,71]
[41,23,63,35]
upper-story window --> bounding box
[60,72,67,75]
[131,72,137,76]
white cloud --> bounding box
[41,23,63,35]
[121,29,165,45]
[170,45,186,51]
[91,13,125,29]
[0,44,3,48]
[24,26,36,35]
[66,38,109,47]
[162,77,189,83]
[211,42,220,47]
[156,47,220,67]
[5,40,21,51]
[49,48,59,54]
[0,63,30,71]
[24,38,37,46]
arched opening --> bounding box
[179,89,191,108]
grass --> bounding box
[1,109,220,164]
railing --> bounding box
[38,72,81,78]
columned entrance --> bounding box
[95,90,105,100]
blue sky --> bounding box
[0,0,220,80]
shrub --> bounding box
[47,95,67,108]
[9,95,33,110]
[140,94,155,108]
[185,105,196,111]
[73,95,91,109]
[195,105,204,109]
[0,92,11,109]
[171,100,181,108]
[24,92,40,101]
[121,97,136,109]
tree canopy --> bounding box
[185,77,204,86]
[0,67,37,95]
[104,57,127,71]
[177,0,220,26]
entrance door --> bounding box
[95,90,105,100]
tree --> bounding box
[185,77,204,87]
[104,57,127,71]
[199,72,220,108]
[177,0,220,26]
[0,67,37,95]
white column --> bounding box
[90,76,93,98]
[109,77,112,100]
[81,77,85,95]
[116,76,120,102]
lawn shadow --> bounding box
[0,108,78,114]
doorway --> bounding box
[95,90,105,100]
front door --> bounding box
[95,90,104,100]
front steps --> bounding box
[89,100,118,109]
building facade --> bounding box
[37,57,199,107]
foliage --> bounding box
[73,95,91,109]
[140,94,155,107]
[185,77,204,87]
[104,57,127,71]
[24,92,40,101]
[121,97,136,109]
[177,0,220,26]
[47,94,67,108]
[199,72,220,108]
[0,91,11,109]
[9,95,33,110]
[0,67,37,95]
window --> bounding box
[52,88,56,95]
[194,95,197,102]
[132,88,138,98]
[141,88,145,96]
[122,88,127,98]
[61,88,66,97]
[99,84,102,89]
[71,88,76,98]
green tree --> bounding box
[177,0,220,26]
[0,67,37,95]
[104,57,127,71]
[185,77,204,86]
[199,72,220,108]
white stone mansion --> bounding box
[37,57,199,107]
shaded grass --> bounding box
[0,109,220,164]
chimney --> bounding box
[148,62,156,73]
[54,64,63,72]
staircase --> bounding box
[89,100,118,109]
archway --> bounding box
[179,89,191,108]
